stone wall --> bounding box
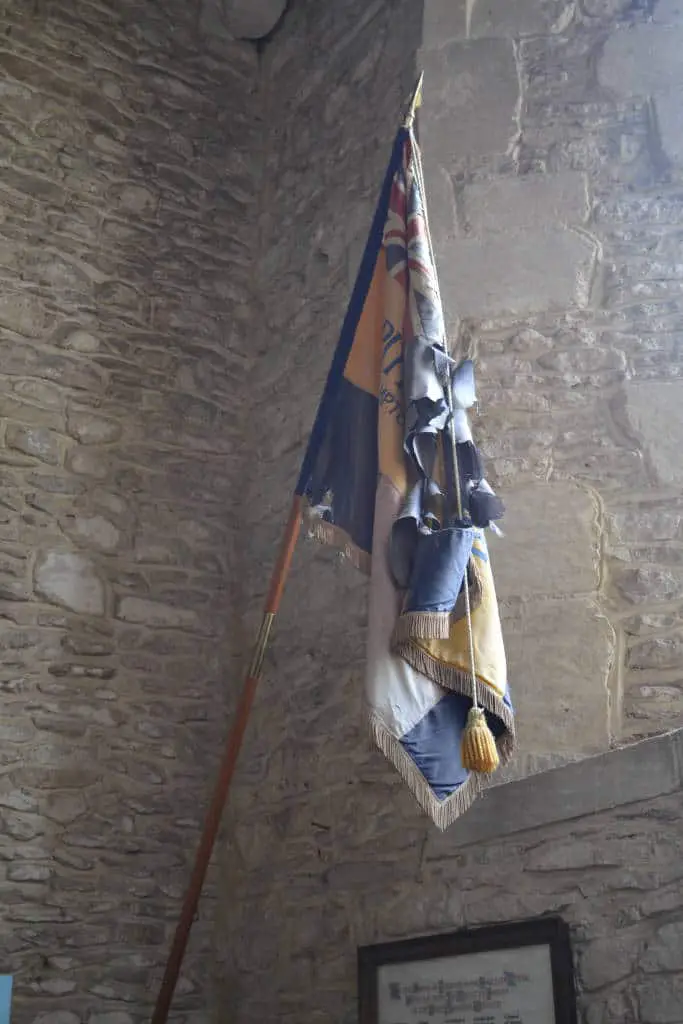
[215,0,683,1019]
[223,726,683,1024]
[421,0,683,765]
[0,2,258,1021]
[4,0,683,1017]
[415,730,683,1024]
[213,0,424,1014]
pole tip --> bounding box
[403,71,424,129]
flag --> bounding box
[295,122,515,830]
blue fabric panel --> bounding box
[400,692,507,801]
[295,127,407,499]
[303,377,378,557]
[403,526,474,614]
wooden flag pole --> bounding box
[151,73,426,1023]
[151,496,303,1024]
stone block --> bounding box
[613,566,683,606]
[66,408,121,445]
[599,25,683,164]
[30,713,87,739]
[600,25,683,96]
[628,635,683,671]
[641,921,683,971]
[622,687,683,740]
[68,448,109,479]
[655,91,683,166]
[654,0,683,19]
[87,1014,134,1024]
[623,381,683,488]
[420,39,518,163]
[117,596,199,631]
[0,293,45,335]
[436,227,595,317]
[422,0,467,48]
[423,0,573,43]
[579,934,639,990]
[13,379,64,409]
[34,551,105,616]
[0,787,37,812]
[460,173,588,236]
[32,1014,80,1024]
[607,502,683,544]
[59,328,100,353]
[638,975,683,1023]
[524,838,607,872]
[502,597,613,753]
[42,791,88,824]
[470,0,574,36]
[36,978,76,996]
[64,515,121,554]
[493,482,599,599]
[109,183,157,216]
[0,810,44,841]
[6,424,61,465]
[0,393,64,432]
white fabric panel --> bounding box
[365,473,445,738]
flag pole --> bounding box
[151,72,425,1023]
[405,70,424,127]
[151,496,303,1024]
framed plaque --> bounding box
[358,916,576,1024]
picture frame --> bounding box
[358,915,577,1024]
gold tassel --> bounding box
[462,706,499,774]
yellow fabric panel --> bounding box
[416,539,507,697]
[343,244,407,494]
[377,259,408,493]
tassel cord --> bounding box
[410,128,480,713]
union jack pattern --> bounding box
[384,136,448,365]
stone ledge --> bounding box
[426,729,683,854]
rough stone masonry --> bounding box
[2,0,683,1021]
[419,0,683,766]
[0,1,259,1021]
[216,0,683,1021]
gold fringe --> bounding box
[304,518,372,575]
[392,610,451,644]
[392,641,516,766]
[368,713,484,831]
[390,554,486,648]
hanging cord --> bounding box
[449,385,479,713]
[410,128,479,714]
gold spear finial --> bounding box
[404,71,424,129]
